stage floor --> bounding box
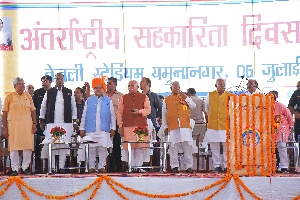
[0,172,299,200]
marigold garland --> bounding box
[226,95,233,173]
[265,94,271,175]
[233,95,238,169]
[270,95,276,174]
[294,195,300,200]
[251,95,256,176]
[233,175,244,200]
[245,95,250,175]
[0,177,14,196]
[104,177,129,200]
[259,94,266,176]
[0,172,296,200]
[205,177,231,200]
[88,178,103,200]
[238,95,245,170]
[16,179,29,200]
[251,94,263,176]
[105,174,227,198]
[234,176,263,200]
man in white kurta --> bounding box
[204,78,229,173]
[79,78,116,173]
[246,78,261,95]
[39,73,77,174]
[162,81,196,173]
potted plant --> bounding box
[133,126,149,142]
[51,126,66,143]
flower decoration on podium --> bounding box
[51,126,66,143]
[133,126,149,142]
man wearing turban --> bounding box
[79,76,116,173]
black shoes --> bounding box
[171,167,179,173]
[11,170,18,176]
[281,168,288,173]
[24,169,31,175]
[212,167,222,173]
[186,168,193,173]
[58,169,67,174]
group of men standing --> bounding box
[2,73,300,175]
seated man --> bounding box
[79,77,116,173]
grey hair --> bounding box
[216,77,226,84]
[12,77,24,86]
[129,80,139,87]
[170,81,180,86]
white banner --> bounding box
[0,1,300,103]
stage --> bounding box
[0,173,299,200]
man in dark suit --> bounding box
[32,75,52,173]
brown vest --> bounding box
[207,90,229,130]
[165,94,191,131]
[122,92,148,127]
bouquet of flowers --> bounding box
[133,126,149,136]
[51,126,66,138]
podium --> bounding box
[227,93,276,176]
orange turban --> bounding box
[92,76,106,91]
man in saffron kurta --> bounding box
[39,73,77,174]
[163,81,196,173]
[117,80,151,168]
[270,91,294,173]
[2,77,37,176]
[204,78,230,173]
[80,77,116,173]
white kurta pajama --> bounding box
[40,90,77,169]
[162,97,196,169]
[120,119,153,165]
[78,97,116,170]
[203,94,227,169]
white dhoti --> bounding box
[204,129,227,169]
[277,142,289,169]
[121,148,147,167]
[41,123,73,169]
[169,128,193,169]
[77,131,112,170]
[121,119,153,165]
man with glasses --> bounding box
[117,80,151,172]
[288,81,300,142]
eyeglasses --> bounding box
[128,84,137,87]
[296,85,300,87]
